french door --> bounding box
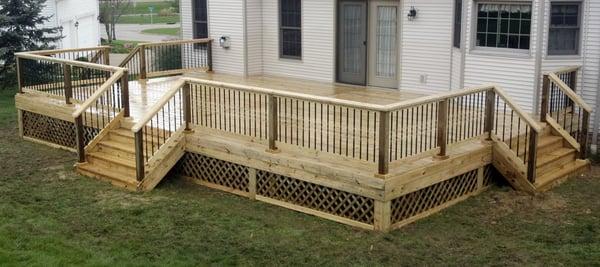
[337,0,400,88]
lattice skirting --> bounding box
[390,165,496,227]
[21,110,99,149]
[176,152,250,194]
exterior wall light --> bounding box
[407,6,417,21]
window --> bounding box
[193,0,208,39]
[280,0,302,59]
[548,3,580,56]
[475,3,532,50]
[453,0,462,48]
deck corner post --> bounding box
[527,128,539,183]
[207,40,213,72]
[580,110,590,159]
[134,130,145,181]
[74,116,86,163]
[436,100,449,158]
[139,45,147,80]
[63,64,73,105]
[103,47,111,65]
[248,167,257,200]
[377,110,390,176]
[484,90,496,140]
[183,82,192,132]
[121,71,130,117]
[267,94,279,152]
[374,200,392,232]
[540,74,550,122]
[16,56,24,94]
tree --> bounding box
[99,0,132,43]
[0,0,62,86]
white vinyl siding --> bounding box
[451,48,463,89]
[399,0,454,94]
[246,0,263,75]
[261,0,334,82]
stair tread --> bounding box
[111,128,135,138]
[78,163,138,185]
[88,151,136,168]
[535,160,589,188]
[536,147,576,167]
[517,135,562,156]
[99,140,136,154]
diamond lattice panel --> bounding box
[22,111,76,148]
[177,152,250,192]
[256,171,375,225]
[391,168,480,224]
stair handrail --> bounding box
[541,66,592,158]
[131,79,189,181]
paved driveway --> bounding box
[100,23,181,42]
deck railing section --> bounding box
[131,80,188,181]
[119,39,213,81]
[72,69,130,162]
[541,66,592,158]
[16,52,122,103]
[28,46,111,65]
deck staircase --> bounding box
[493,123,591,194]
[75,119,186,191]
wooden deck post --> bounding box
[121,71,130,117]
[139,45,147,80]
[374,200,391,232]
[134,130,145,181]
[16,56,24,93]
[63,64,73,104]
[103,47,111,65]
[377,111,390,176]
[540,74,550,122]
[526,129,539,183]
[248,168,257,200]
[436,100,449,158]
[580,110,590,159]
[484,90,496,140]
[267,94,279,152]
[207,41,213,72]
[183,82,192,132]
[74,116,86,163]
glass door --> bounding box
[368,0,399,88]
[337,1,368,85]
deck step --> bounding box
[536,148,577,177]
[77,163,139,190]
[96,140,136,160]
[535,160,590,191]
[88,151,137,168]
[517,135,563,157]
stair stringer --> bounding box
[491,137,537,194]
[83,111,125,154]
[138,128,187,191]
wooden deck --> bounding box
[14,45,592,232]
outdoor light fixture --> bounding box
[407,6,417,21]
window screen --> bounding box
[280,0,302,58]
[548,3,580,55]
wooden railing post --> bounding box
[377,111,390,176]
[484,90,496,140]
[16,56,24,93]
[121,71,130,117]
[134,130,145,181]
[527,129,539,183]
[139,45,147,80]
[183,82,192,131]
[74,115,86,163]
[103,47,111,65]
[570,69,578,92]
[540,74,550,122]
[267,94,279,152]
[580,110,590,159]
[63,64,73,104]
[436,100,449,158]
[207,41,213,72]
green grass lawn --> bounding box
[1,85,599,265]
[141,27,180,36]
[101,40,141,54]
[101,1,177,15]
[117,15,180,24]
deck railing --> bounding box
[131,78,543,182]
[16,50,122,104]
[119,39,213,81]
[26,46,111,65]
[541,66,592,158]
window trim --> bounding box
[192,0,209,39]
[471,1,534,54]
[279,0,303,60]
[547,1,582,56]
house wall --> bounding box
[246,0,263,75]
[41,0,100,49]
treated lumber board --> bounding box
[22,136,77,152]
[15,93,75,122]
[545,115,580,151]
[17,109,24,138]
[491,137,536,194]
[374,200,392,232]
[255,195,375,231]
[76,163,139,190]
[84,112,124,153]
[182,175,252,198]
[139,137,186,191]
[535,159,590,191]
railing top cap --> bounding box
[16,51,127,72]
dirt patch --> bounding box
[94,190,168,209]
[484,190,567,222]
[40,165,80,182]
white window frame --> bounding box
[546,1,582,57]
